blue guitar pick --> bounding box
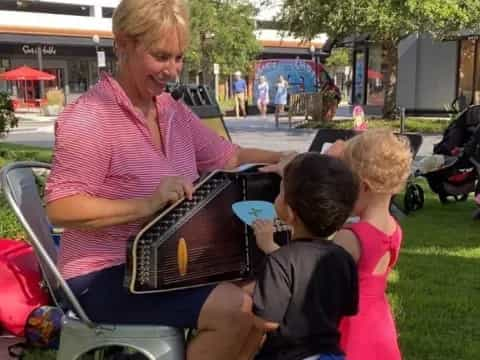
[232,201,277,226]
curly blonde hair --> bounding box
[343,129,413,194]
[112,0,189,51]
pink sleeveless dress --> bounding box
[339,221,402,360]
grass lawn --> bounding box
[0,144,479,359]
[302,117,451,134]
[392,179,480,360]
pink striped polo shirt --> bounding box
[45,74,237,280]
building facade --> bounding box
[0,0,327,104]
[0,0,118,102]
[396,34,458,114]
[345,32,480,115]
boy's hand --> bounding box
[252,219,279,254]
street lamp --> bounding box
[310,45,318,91]
[92,34,100,81]
[309,44,315,60]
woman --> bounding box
[274,75,288,127]
[45,1,293,359]
[256,75,269,119]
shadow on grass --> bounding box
[396,178,480,251]
[389,251,480,360]
[389,180,480,360]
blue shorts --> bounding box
[304,355,344,360]
[67,264,215,329]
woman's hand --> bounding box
[259,151,298,176]
[252,219,279,254]
[146,176,194,215]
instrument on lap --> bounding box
[125,164,291,294]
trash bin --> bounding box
[167,84,231,140]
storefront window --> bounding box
[0,58,12,94]
[458,39,476,105]
[367,46,385,106]
[68,60,89,93]
[89,58,116,86]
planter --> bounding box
[43,105,63,116]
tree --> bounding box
[0,92,17,137]
[270,0,480,118]
[186,0,261,89]
[326,48,350,70]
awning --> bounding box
[368,69,383,80]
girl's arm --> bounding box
[333,229,361,262]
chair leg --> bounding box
[94,348,105,360]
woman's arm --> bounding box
[224,147,296,171]
[47,176,193,229]
[47,195,152,229]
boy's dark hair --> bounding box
[283,152,359,238]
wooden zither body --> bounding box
[125,165,291,294]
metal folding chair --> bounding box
[1,161,185,360]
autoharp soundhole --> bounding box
[177,237,188,276]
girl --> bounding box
[332,129,413,360]
[256,76,269,119]
[274,75,288,127]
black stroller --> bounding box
[308,128,424,215]
[417,105,480,204]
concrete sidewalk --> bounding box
[224,115,441,157]
[7,111,441,157]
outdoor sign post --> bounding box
[213,63,220,101]
[36,44,44,98]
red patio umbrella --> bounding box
[0,66,56,104]
[367,69,383,80]
[0,65,56,81]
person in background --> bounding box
[45,1,295,359]
[256,75,269,119]
[274,75,288,127]
[233,70,247,119]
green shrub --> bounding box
[0,144,52,239]
[299,117,449,134]
[0,91,18,137]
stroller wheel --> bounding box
[404,183,424,213]
[439,193,449,204]
[456,194,469,202]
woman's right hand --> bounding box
[146,176,194,215]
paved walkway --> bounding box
[225,115,440,157]
[5,112,441,157]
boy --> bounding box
[251,153,360,360]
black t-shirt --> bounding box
[253,239,359,360]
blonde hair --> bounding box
[112,0,189,51]
[343,129,413,194]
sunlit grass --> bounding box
[390,179,480,360]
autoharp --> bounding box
[125,165,291,294]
